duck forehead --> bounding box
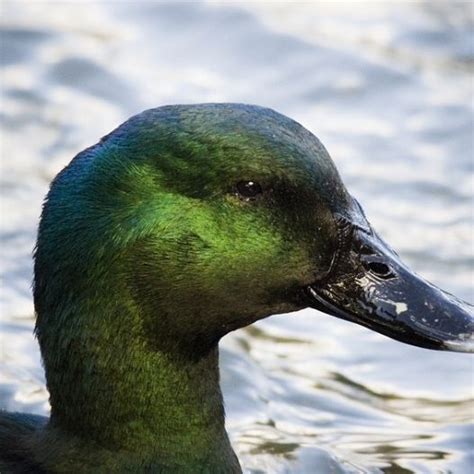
[122,104,350,208]
[175,102,331,174]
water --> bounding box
[1,2,473,472]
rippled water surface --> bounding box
[1,2,473,473]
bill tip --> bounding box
[443,333,474,353]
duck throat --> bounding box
[38,299,240,472]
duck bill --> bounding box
[302,208,474,353]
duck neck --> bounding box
[41,303,240,471]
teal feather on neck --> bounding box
[32,104,343,472]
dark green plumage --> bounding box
[2,103,471,473]
[3,104,346,473]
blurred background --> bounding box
[0,1,473,473]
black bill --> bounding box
[302,200,474,353]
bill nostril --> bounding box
[365,260,395,279]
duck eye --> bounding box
[235,181,263,199]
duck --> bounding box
[1,103,472,474]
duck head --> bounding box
[35,104,473,360]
